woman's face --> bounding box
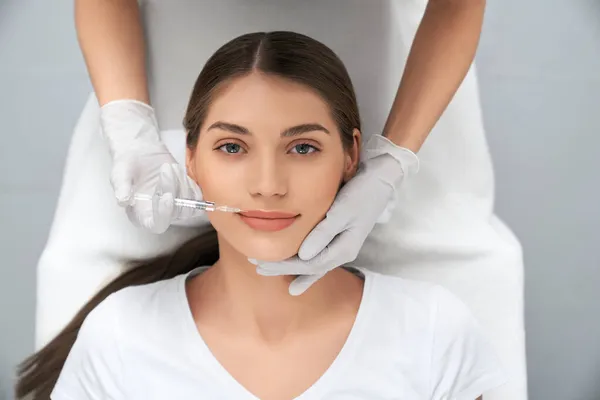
[187,72,360,262]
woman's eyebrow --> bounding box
[281,123,330,137]
[207,121,330,137]
[207,121,249,135]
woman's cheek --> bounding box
[292,161,343,215]
[195,153,239,202]
[194,157,240,230]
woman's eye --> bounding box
[290,143,318,155]
[217,143,244,154]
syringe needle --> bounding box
[214,205,242,213]
[133,193,240,213]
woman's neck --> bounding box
[187,237,363,344]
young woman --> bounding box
[17,31,505,400]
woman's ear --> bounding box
[185,146,198,182]
[343,128,361,182]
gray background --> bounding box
[0,1,598,399]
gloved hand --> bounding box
[253,134,419,296]
[151,163,205,233]
[100,99,204,233]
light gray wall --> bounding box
[0,1,92,399]
[476,1,600,399]
[0,1,598,400]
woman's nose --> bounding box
[247,153,288,198]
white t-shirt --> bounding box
[51,268,507,400]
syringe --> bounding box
[133,193,241,213]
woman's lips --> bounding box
[238,210,299,232]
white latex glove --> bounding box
[253,134,419,296]
[151,163,205,233]
[100,99,204,233]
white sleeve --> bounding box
[51,294,125,400]
[429,287,507,400]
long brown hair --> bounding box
[15,31,361,399]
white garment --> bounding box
[51,268,506,400]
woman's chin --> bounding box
[246,250,297,263]
[240,240,301,263]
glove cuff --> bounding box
[100,99,161,157]
[361,134,420,177]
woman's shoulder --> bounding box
[81,272,188,338]
[360,267,454,312]
[359,268,490,346]
[358,268,507,398]
[51,278,186,399]
[361,267,489,335]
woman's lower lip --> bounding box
[238,215,297,232]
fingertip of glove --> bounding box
[112,168,133,204]
[255,265,281,277]
[297,248,317,261]
[289,288,305,297]
[159,192,175,206]
[255,266,271,276]
[115,191,132,206]
[298,233,329,260]
[298,238,331,263]
[288,279,310,296]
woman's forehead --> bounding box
[206,73,334,123]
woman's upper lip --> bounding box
[239,210,299,219]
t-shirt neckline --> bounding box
[175,265,376,399]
